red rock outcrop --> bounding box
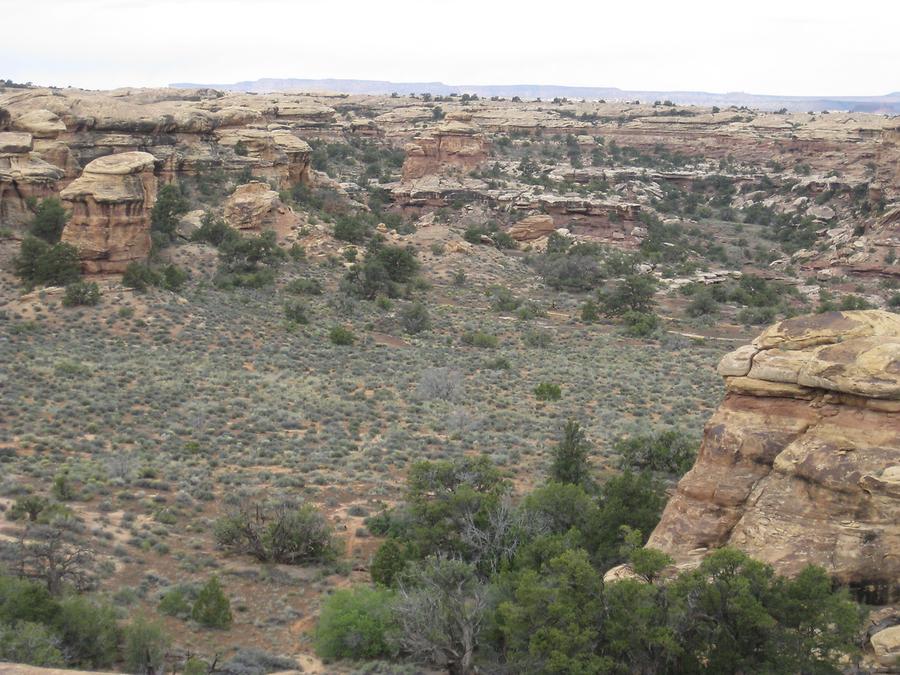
[60,152,157,274]
[223,181,301,239]
[401,117,489,181]
[647,310,900,604]
[0,131,65,226]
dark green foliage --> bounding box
[615,429,696,477]
[28,197,69,243]
[400,301,431,334]
[315,586,396,660]
[13,237,81,287]
[54,596,119,668]
[0,575,61,625]
[162,264,188,291]
[285,277,323,295]
[191,576,233,629]
[622,310,660,337]
[600,273,657,316]
[122,615,170,675]
[370,539,407,587]
[151,184,189,240]
[343,245,420,299]
[329,325,356,345]
[580,300,599,322]
[284,299,310,324]
[8,495,50,522]
[549,420,590,485]
[62,281,100,307]
[686,287,719,317]
[534,382,562,401]
[462,330,498,348]
[0,621,64,667]
[593,471,666,567]
[192,214,239,247]
[122,262,161,292]
[214,501,337,564]
[158,586,193,618]
[216,230,286,288]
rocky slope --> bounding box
[647,310,900,605]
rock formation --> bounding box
[401,116,489,181]
[508,214,557,241]
[647,310,900,604]
[223,181,301,239]
[0,131,65,226]
[60,152,157,274]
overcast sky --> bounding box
[3,0,898,95]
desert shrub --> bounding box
[343,245,420,299]
[122,615,169,675]
[13,237,81,287]
[54,595,119,668]
[191,576,232,629]
[622,310,660,337]
[62,281,100,307]
[218,648,299,675]
[161,264,188,291]
[122,262,162,292]
[284,300,309,324]
[0,574,61,625]
[686,288,719,317]
[461,331,498,348]
[334,214,373,243]
[489,286,522,312]
[523,328,552,348]
[329,325,356,345]
[417,367,462,401]
[285,277,323,295]
[535,253,605,291]
[28,197,69,243]
[615,429,696,477]
[218,230,286,274]
[315,586,397,660]
[192,214,238,247]
[0,621,64,667]
[214,501,338,564]
[738,305,777,325]
[151,184,190,241]
[158,585,193,618]
[400,301,431,334]
[580,300,600,323]
[534,382,562,401]
[8,495,50,522]
[599,273,657,316]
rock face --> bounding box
[508,214,557,241]
[401,118,489,181]
[647,310,900,604]
[0,131,65,226]
[223,182,300,239]
[60,152,157,274]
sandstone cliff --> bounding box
[647,310,900,604]
[401,117,489,181]
[60,152,157,274]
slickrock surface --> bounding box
[647,310,900,604]
[60,151,157,273]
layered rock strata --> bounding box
[647,310,900,604]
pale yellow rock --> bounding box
[871,625,900,665]
[716,343,758,377]
[508,214,557,241]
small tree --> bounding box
[370,539,406,587]
[62,281,100,307]
[13,237,81,287]
[151,184,189,241]
[29,197,69,243]
[123,614,169,675]
[401,301,431,334]
[191,576,233,629]
[600,273,657,316]
[550,420,591,485]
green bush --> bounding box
[550,420,591,485]
[315,586,396,660]
[0,621,64,667]
[329,325,356,345]
[686,288,719,317]
[151,184,190,241]
[622,310,660,337]
[599,273,657,316]
[13,237,81,287]
[28,197,69,243]
[192,214,238,247]
[370,539,407,587]
[62,281,100,307]
[162,264,188,291]
[158,586,193,619]
[285,277,323,295]
[462,331,498,348]
[284,300,310,324]
[215,501,338,564]
[122,615,169,675]
[400,301,431,334]
[191,576,233,629]
[122,262,162,292]
[614,429,696,477]
[54,596,119,668]
[534,382,562,401]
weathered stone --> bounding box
[507,214,557,241]
[648,310,900,604]
[60,152,157,274]
[223,182,300,238]
[402,120,489,181]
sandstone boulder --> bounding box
[808,204,835,220]
[507,214,557,241]
[871,625,900,665]
[223,182,300,238]
[60,151,157,274]
[12,109,66,138]
[648,310,900,604]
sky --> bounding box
[2,0,898,96]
